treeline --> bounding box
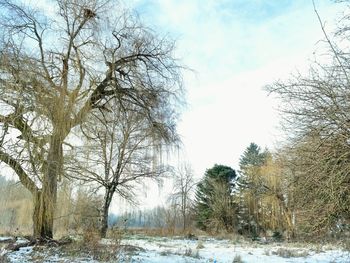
[192,143,349,241]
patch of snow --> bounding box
[6,246,33,263]
[0,237,13,242]
[14,237,30,245]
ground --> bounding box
[1,235,349,262]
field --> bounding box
[1,235,349,262]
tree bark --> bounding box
[33,190,43,238]
[100,188,113,238]
[34,133,62,238]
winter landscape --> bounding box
[0,0,350,262]
[1,234,349,262]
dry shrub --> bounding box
[196,240,204,249]
[107,227,123,247]
[82,230,100,251]
[61,229,122,262]
[343,239,350,252]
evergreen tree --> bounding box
[239,143,268,172]
[195,164,237,232]
[236,143,270,237]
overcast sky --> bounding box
[124,0,343,175]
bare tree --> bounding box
[0,0,183,238]
[266,4,350,236]
[169,163,196,232]
[68,101,174,238]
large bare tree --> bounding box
[0,0,183,238]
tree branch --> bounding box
[0,149,38,194]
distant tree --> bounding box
[236,143,269,237]
[0,0,183,238]
[195,164,237,232]
[169,163,196,232]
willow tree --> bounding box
[0,0,183,239]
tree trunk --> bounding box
[182,210,186,232]
[39,180,56,238]
[100,189,113,238]
[33,186,57,239]
[33,190,43,238]
[33,133,62,238]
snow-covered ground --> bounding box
[1,235,349,262]
[123,236,349,263]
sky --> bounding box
[125,0,343,174]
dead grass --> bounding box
[124,227,205,238]
[59,230,123,261]
[272,247,309,258]
[0,254,10,263]
[159,247,200,259]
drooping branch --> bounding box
[0,149,38,194]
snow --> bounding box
[0,237,13,242]
[122,237,350,263]
[1,235,349,262]
[6,246,33,263]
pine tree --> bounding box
[195,164,236,232]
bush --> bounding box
[272,231,283,242]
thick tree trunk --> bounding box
[33,133,62,239]
[33,187,57,239]
[39,181,56,238]
[100,189,113,238]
